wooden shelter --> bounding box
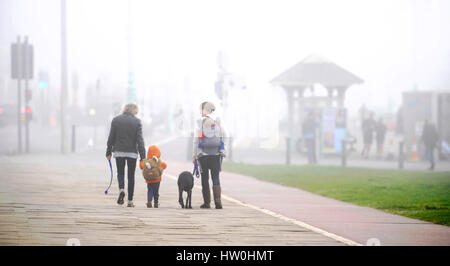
[271,54,363,163]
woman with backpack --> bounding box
[193,102,226,209]
[106,103,146,207]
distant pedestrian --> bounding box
[302,112,317,164]
[361,112,376,159]
[375,118,387,159]
[359,104,369,125]
[421,120,439,170]
[106,103,146,207]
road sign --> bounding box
[11,42,33,80]
[11,36,34,154]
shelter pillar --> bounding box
[326,87,334,107]
[295,86,306,126]
[336,87,347,108]
[285,88,294,139]
[285,87,294,165]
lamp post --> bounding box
[127,0,137,103]
[61,0,68,154]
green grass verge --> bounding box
[222,162,450,226]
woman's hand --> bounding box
[192,155,197,163]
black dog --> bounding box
[178,171,194,209]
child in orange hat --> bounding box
[139,145,167,208]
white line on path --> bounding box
[164,173,362,246]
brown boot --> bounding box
[213,185,222,209]
[200,189,211,209]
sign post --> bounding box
[24,36,33,153]
[11,35,33,153]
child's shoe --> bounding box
[127,201,135,207]
[146,202,152,208]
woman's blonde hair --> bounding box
[122,103,139,115]
[200,101,215,114]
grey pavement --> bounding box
[0,151,344,246]
[1,137,449,246]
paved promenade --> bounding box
[2,149,448,246]
[0,152,344,246]
[165,161,450,246]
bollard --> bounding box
[187,132,193,161]
[71,124,76,153]
[228,137,233,162]
[341,139,347,167]
[286,137,291,165]
[398,141,404,169]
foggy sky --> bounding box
[1,0,450,116]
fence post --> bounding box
[341,139,347,167]
[71,124,76,153]
[286,137,291,165]
[228,136,233,162]
[398,141,404,169]
[187,132,193,161]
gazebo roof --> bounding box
[271,54,363,88]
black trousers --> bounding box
[198,155,221,190]
[115,157,137,201]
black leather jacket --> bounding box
[106,112,146,160]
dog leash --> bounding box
[104,159,113,195]
[193,159,200,178]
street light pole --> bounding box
[16,36,22,154]
[61,0,68,154]
[127,0,136,104]
[24,36,30,153]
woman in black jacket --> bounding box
[106,103,146,207]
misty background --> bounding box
[0,0,449,162]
